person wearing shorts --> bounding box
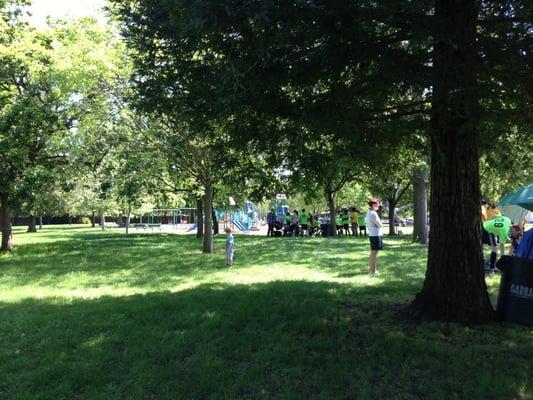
[336,214,344,236]
[358,213,367,236]
[290,210,300,236]
[350,207,359,236]
[483,215,511,272]
[283,212,292,236]
[365,198,383,275]
[300,208,309,236]
[225,227,234,267]
[342,209,350,236]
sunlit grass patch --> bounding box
[0,226,530,399]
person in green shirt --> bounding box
[483,215,511,272]
[336,214,344,236]
[357,212,367,236]
[300,208,309,236]
[341,208,350,236]
[283,212,291,237]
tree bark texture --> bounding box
[27,215,37,233]
[100,209,106,231]
[39,215,43,230]
[410,0,494,323]
[326,191,337,237]
[117,214,125,228]
[202,183,214,253]
[0,193,13,251]
[125,205,132,235]
[387,198,397,236]
[196,197,203,239]
[412,168,429,244]
[91,211,96,228]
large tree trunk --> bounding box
[196,197,203,239]
[325,190,337,237]
[91,211,96,228]
[387,198,397,236]
[412,167,429,244]
[409,0,494,323]
[202,182,214,253]
[27,214,37,233]
[0,193,13,251]
[38,215,43,230]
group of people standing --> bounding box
[266,208,317,237]
[266,207,368,237]
[335,207,367,237]
[265,198,385,276]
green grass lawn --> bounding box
[0,226,531,400]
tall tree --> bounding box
[0,17,122,250]
[409,0,495,322]
[361,145,420,236]
[0,24,72,250]
[288,133,360,236]
[111,0,532,321]
[411,165,429,244]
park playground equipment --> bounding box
[228,200,260,232]
[143,202,261,233]
[272,194,289,221]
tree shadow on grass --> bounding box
[0,281,530,400]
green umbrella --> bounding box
[497,184,533,211]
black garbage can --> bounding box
[321,223,330,237]
[496,255,533,326]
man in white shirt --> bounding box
[365,198,383,275]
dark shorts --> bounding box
[488,233,498,247]
[343,224,349,230]
[369,236,384,251]
[301,224,308,230]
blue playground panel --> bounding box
[233,220,249,232]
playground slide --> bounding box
[233,220,249,232]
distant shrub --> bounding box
[81,217,91,225]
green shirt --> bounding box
[300,211,309,225]
[483,216,511,243]
[358,215,366,226]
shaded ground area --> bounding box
[0,226,530,399]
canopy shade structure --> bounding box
[497,184,533,212]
